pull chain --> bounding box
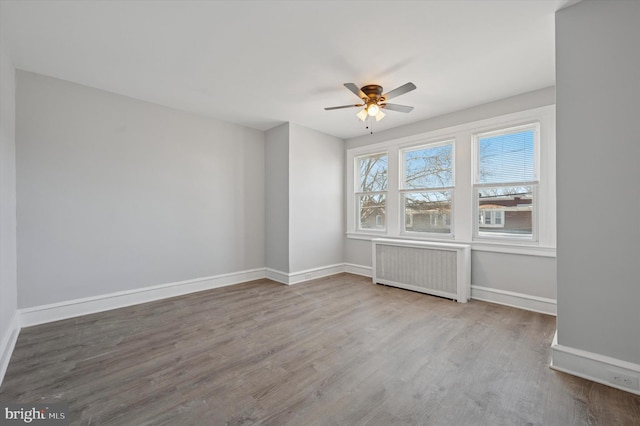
[365,115,374,134]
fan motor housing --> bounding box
[361,84,384,100]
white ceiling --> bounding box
[0,0,565,139]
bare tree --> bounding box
[358,156,387,228]
[403,148,452,230]
[358,148,454,229]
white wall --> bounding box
[265,122,344,278]
[556,1,640,364]
[289,123,344,272]
[265,123,289,272]
[0,36,19,380]
[16,71,265,308]
[344,89,557,304]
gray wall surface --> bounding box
[556,0,640,363]
[289,123,344,272]
[0,40,18,353]
[346,86,556,150]
[16,71,265,308]
[265,123,290,272]
[472,252,556,300]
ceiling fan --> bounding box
[324,82,416,122]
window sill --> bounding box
[345,232,556,258]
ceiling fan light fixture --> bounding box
[325,82,416,130]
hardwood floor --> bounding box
[2,273,639,425]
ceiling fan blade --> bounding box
[382,82,417,101]
[344,83,367,100]
[381,103,414,113]
[324,104,364,111]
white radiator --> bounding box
[372,239,471,303]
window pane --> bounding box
[358,154,387,192]
[479,129,534,184]
[359,194,386,230]
[478,186,533,237]
[404,144,453,189]
[404,191,452,233]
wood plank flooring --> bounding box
[1,273,639,425]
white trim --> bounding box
[372,238,471,251]
[344,263,372,277]
[288,264,345,285]
[471,285,557,315]
[346,232,385,241]
[17,264,354,329]
[347,232,556,258]
[0,312,21,387]
[471,242,556,258]
[265,268,290,284]
[551,331,640,395]
[20,268,266,327]
[266,264,345,285]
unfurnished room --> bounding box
[0,0,639,425]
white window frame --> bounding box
[345,105,555,257]
[354,152,388,233]
[400,139,455,238]
[472,122,540,242]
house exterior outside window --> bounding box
[473,123,539,240]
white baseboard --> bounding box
[266,264,345,285]
[551,331,640,395]
[471,285,557,315]
[265,268,289,284]
[341,265,556,315]
[20,268,266,327]
[288,264,345,284]
[21,263,352,327]
[344,263,372,277]
[0,312,20,387]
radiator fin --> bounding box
[372,239,471,303]
[376,245,458,295]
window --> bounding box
[494,211,503,225]
[474,123,538,240]
[401,142,454,234]
[345,105,554,251]
[356,153,387,231]
[479,210,505,227]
